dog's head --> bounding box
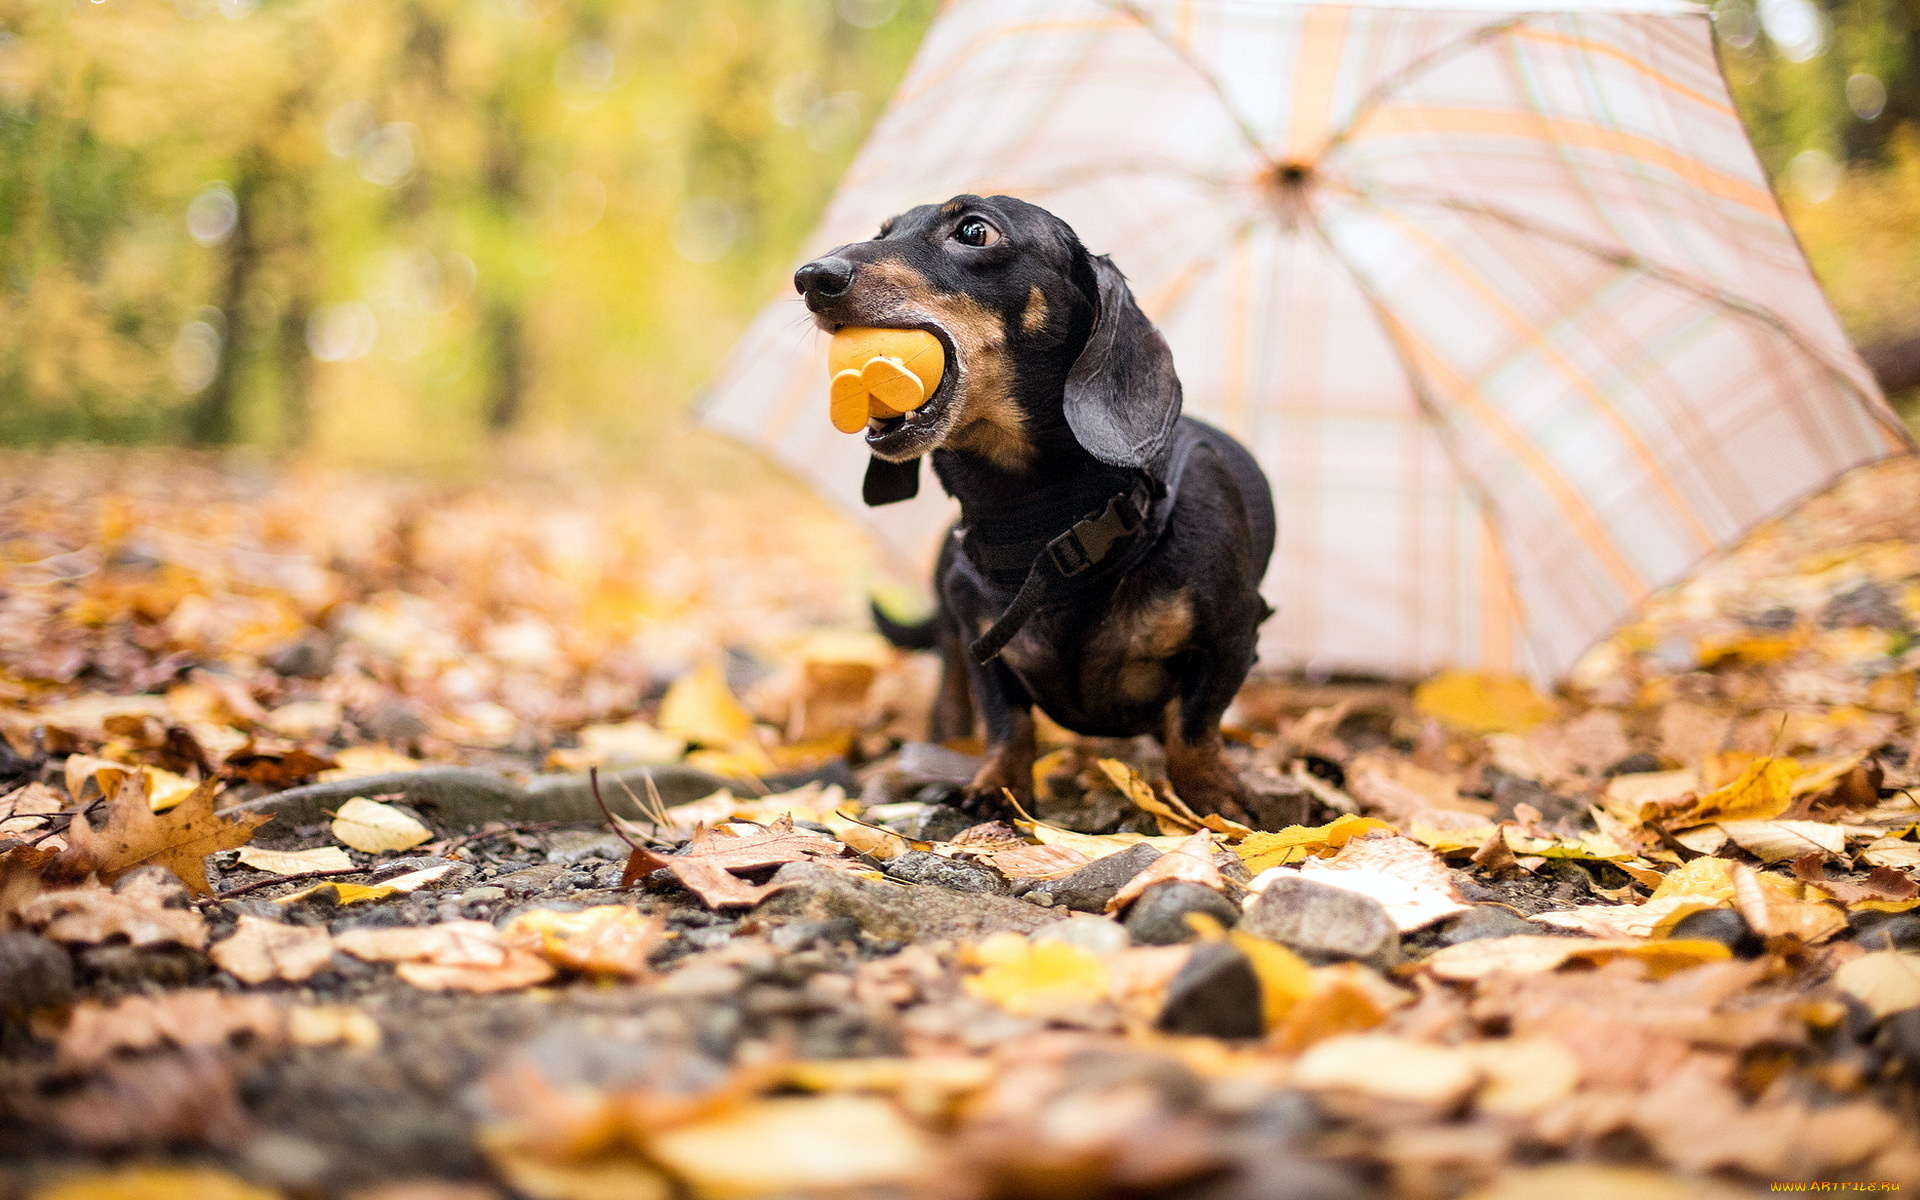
[794,195,1180,472]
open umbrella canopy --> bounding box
[702,0,1913,682]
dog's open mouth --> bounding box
[862,322,954,455]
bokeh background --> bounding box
[0,0,1916,467]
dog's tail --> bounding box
[871,599,939,651]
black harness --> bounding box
[865,425,1204,666]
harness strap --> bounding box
[967,478,1153,664]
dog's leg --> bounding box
[929,617,976,744]
[964,658,1036,811]
[1163,654,1257,826]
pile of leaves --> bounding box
[4,450,1920,1200]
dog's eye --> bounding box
[953,217,1001,247]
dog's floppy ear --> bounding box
[1062,254,1181,469]
[863,456,920,505]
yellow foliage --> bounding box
[961,932,1110,1018]
[31,1167,281,1200]
[1665,756,1800,827]
[1649,856,1737,903]
[1236,815,1395,872]
[1412,671,1558,734]
[658,663,755,748]
[1228,931,1316,1029]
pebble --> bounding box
[0,932,73,1014]
[883,850,1010,895]
[1031,914,1131,956]
[897,804,980,843]
[458,885,507,903]
[1027,843,1163,913]
[1124,881,1243,946]
[76,944,208,991]
[756,862,1061,942]
[1670,908,1765,958]
[1238,875,1397,964]
[1856,914,1920,953]
[1157,942,1263,1039]
[1438,904,1537,945]
[492,864,567,896]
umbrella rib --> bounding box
[1097,0,1276,168]
[1316,17,1530,161]
[1366,185,1916,450]
[1300,210,1551,676]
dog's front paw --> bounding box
[962,753,1033,819]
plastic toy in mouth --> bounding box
[827,326,946,434]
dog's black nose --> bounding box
[794,257,855,304]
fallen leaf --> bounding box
[503,905,664,978]
[21,875,208,948]
[1790,857,1920,905]
[657,662,754,748]
[235,845,354,875]
[210,914,334,983]
[1469,1038,1583,1116]
[621,817,856,908]
[647,1095,933,1197]
[330,797,432,854]
[1228,929,1315,1029]
[1661,756,1800,828]
[977,842,1091,880]
[1716,818,1846,863]
[274,880,397,906]
[1236,815,1396,872]
[0,782,65,836]
[1273,963,1403,1051]
[1532,895,1722,939]
[223,748,337,788]
[1649,856,1737,902]
[1291,833,1470,931]
[334,920,556,992]
[57,775,267,896]
[1426,935,1732,981]
[1106,830,1224,913]
[28,1165,279,1200]
[1413,671,1557,733]
[57,989,285,1069]
[1860,837,1920,871]
[1293,1032,1483,1106]
[1834,951,1920,1019]
[1096,758,1250,840]
[1730,862,1848,944]
[962,931,1111,1019]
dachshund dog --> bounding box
[794,195,1274,823]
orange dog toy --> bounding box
[828,327,945,434]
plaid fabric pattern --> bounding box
[701,0,1912,681]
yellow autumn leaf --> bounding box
[657,662,754,748]
[1667,756,1801,827]
[1412,670,1558,734]
[1648,855,1737,903]
[276,880,399,906]
[236,846,355,875]
[1229,930,1316,1029]
[1834,951,1920,1019]
[962,932,1110,1018]
[330,796,433,854]
[1236,814,1395,872]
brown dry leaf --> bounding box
[1833,950,1920,1019]
[621,817,855,908]
[978,842,1091,880]
[57,775,266,896]
[57,988,285,1069]
[0,781,65,836]
[1860,837,1920,871]
[334,919,557,992]
[330,797,433,854]
[210,914,334,983]
[21,874,208,949]
[1106,830,1223,913]
[1730,862,1848,944]
[45,1050,256,1152]
[502,905,664,979]
[1790,857,1919,905]
[1531,894,1722,939]
[1292,832,1470,931]
[1346,753,1493,829]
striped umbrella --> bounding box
[702,0,1912,682]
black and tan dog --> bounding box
[794,195,1274,822]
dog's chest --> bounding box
[1000,586,1195,729]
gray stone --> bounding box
[1028,843,1163,913]
[1124,881,1242,946]
[546,831,632,864]
[492,863,568,895]
[1157,942,1263,1039]
[458,885,507,903]
[0,931,73,1014]
[883,850,1010,895]
[1438,904,1538,946]
[896,804,979,843]
[1239,875,1397,965]
[1672,907,1763,957]
[1031,914,1131,956]
[238,763,733,836]
[755,862,1061,942]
